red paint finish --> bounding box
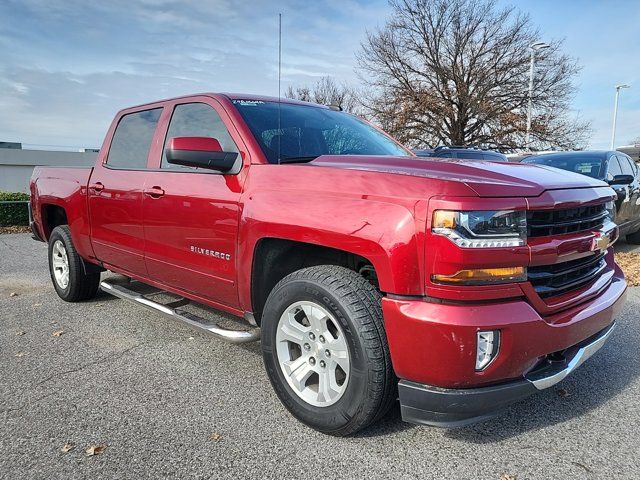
[29,92,628,391]
[169,136,222,152]
[383,259,626,388]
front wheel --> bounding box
[261,265,396,436]
[48,225,100,302]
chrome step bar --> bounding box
[100,278,260,343]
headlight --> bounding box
[605,200,616,222]
[432,210,527,248]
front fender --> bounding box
[237,190,427,310]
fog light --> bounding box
[476,330,500,371]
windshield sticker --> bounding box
[232,100,265,106]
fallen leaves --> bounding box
[557,388,570,398]
[52,330,64,337]
[209,432,223,441]
[16,331,26,336]
[85,445,107,456]
[615,252,640,286]
[61,443,75,453]
[500,475,517,480]
[9,292,18,297]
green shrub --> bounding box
[0,192,30,226]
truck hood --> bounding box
[311,155,609,197]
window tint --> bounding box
[607,156,622,179]
[618,155,636,176]
[233,100,408,164]
[107,108,162,169]
[162,103,239,169]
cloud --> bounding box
[1,0,638,149]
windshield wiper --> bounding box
[278,155,319,164]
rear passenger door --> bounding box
[142,99,246,308]
[88,107,163,276]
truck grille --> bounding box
[527,203,607,237]
[528,252,607,298]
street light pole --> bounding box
[611,84,631,150]
[525,42,550,149]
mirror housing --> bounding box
[166,137,238,172]
[608,174,634,186]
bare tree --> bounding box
[357,0,590,151]
[285,77,361,114]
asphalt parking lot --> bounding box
[1,233,639,479]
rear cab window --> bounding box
[107,108,163,169]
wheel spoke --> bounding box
[278,312,308,346]
[328,331,348,353]
[288,360,314,392]
[330,351,349,373]
[317,369,340,403]
[301,304,328,331]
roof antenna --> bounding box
[277,12,282,165]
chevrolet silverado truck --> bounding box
[29,93,627,435]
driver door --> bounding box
[142,99,246,308]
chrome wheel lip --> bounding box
[275,300,350,407]
[51,240,70,289]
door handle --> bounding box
[89,182,104,193]
[144,186,165,198]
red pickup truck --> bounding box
[29,93,627,435]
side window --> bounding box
[607,156,622,180]
[107,108,162,169]
[162,103,239,169]
[618,155,636,176]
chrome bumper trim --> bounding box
[527,322,615,391]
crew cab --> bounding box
[29,93,627,435]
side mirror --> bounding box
[608,174,634,186]
[166,137,238,172]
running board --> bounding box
[100,278,260,343]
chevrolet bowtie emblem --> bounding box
[591,231,611,252]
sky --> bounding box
[0,0,638,150]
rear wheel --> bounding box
[48,225,100,302]
[261,265,396,436]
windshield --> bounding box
[522,155,605,179]
[232,100,410,164]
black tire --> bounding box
[48,225,100,302]
[626,228,640,244]
[261,265,396,436]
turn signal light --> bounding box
[432,267,526,285]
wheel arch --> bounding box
[248,238,380,325]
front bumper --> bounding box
[383,262,627,427]
[398,322,616,427]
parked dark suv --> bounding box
[523,150,640,242]
[414,145,508,162]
